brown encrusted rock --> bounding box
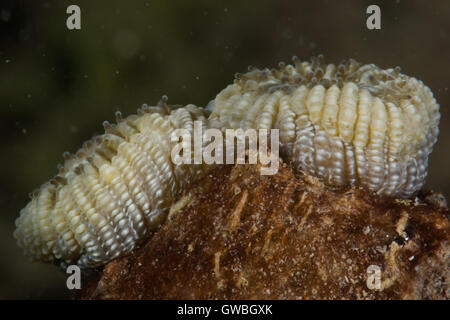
[78,161,449,300]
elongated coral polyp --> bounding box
[14,57,440,268]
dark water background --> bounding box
[0,0,449,299]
